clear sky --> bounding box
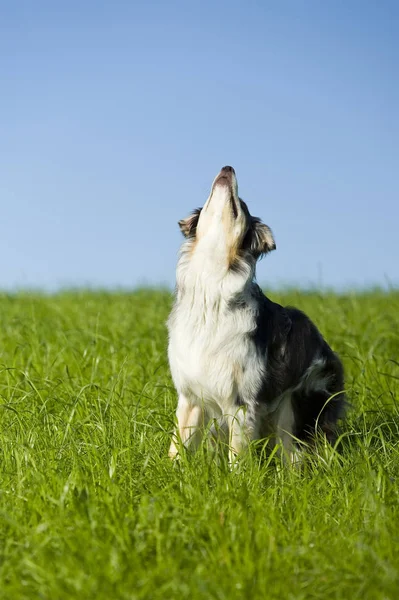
[1,1,398,290]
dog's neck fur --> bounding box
[174,236,257,310]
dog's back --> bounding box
[252,293,345,443]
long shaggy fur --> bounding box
[167,166,345,463]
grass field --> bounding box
[0,289,398,599]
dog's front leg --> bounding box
[168,394,205,459]
[226,404,255,465]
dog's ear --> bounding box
[178,208,202,238]
[249,217,276,258]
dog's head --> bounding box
[178,166,276,265]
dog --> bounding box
[167,166,345,463]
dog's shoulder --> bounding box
[278,305,338,388]
[249,285,292,352]
[253,289,330,375]
[284,305,327,351]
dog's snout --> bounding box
[213,166,236,188]
[221,166,235,175]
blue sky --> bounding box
[1,1,398,289]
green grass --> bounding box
[0,289,399,599]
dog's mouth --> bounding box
[209,166,239,218]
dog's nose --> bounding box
[221,166,235,174]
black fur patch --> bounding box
[249,285,345,442]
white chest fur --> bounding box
[168,287,265,416]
